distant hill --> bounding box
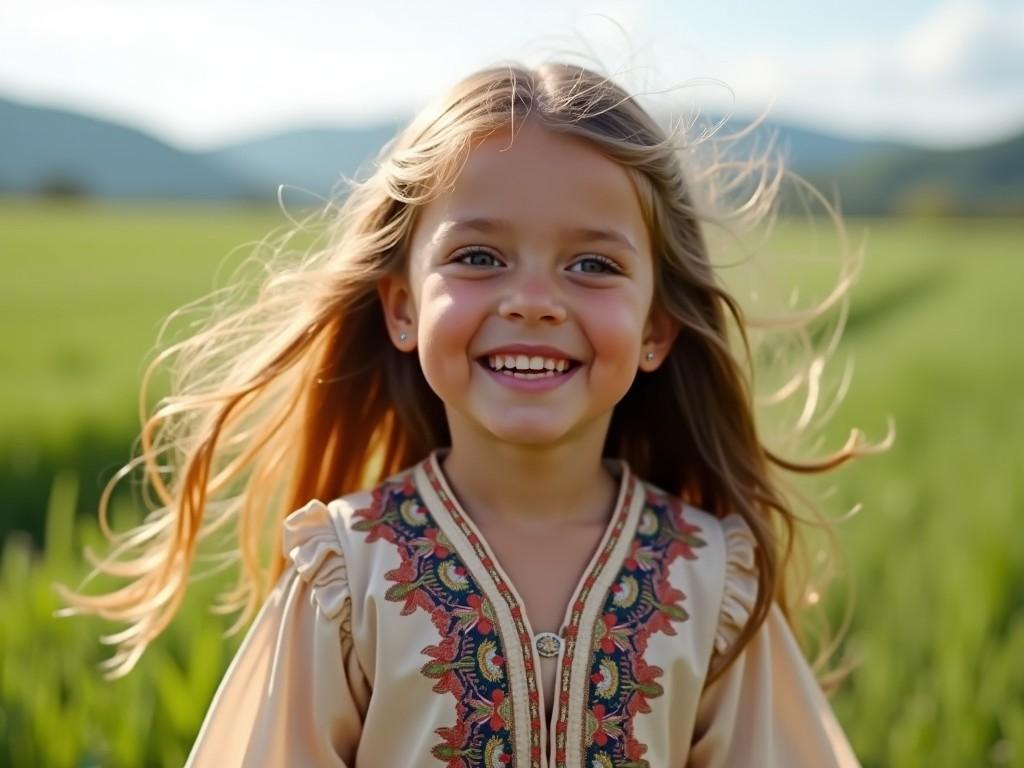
[804,132,1024,215]
[1,94,1021,214]
[683,114,1024,215]
[691,113,910,171]
[198,123,404,203]
[0,97,259,200]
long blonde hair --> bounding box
[56,60,891,688]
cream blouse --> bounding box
[185,448,860,767]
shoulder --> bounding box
[637,480,758,655]
[324,465,421,543]
[280,465,420,586]
[278,496,351,621]
[283,465,417,543]
[636,479,740,568]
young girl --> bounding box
[58,60,884,766]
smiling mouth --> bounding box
[475,356,582,379]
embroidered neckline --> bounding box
[353,451,709,768]
[580,485,708,766]
[421,448,638,768]
[352,471,519,764]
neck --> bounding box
[438,418,621,529]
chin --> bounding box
[484,419,574,447]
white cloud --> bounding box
[711,0,1024,146]
[900,1,1024,90]
[1,0,1021,148]
[2,0,664,147]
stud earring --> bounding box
[645,351,654,361]
[399,332,408,342]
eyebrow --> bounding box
[438,217,639,256]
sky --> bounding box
[1,0,1023,151]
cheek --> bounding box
[581,292,646,362]
[417,277,487,384]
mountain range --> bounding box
[1,94,1020,215]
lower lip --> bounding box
[477,361,582,392]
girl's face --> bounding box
[378,118,678,448]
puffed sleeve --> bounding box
[688,514,861,767]
[185,499,369,768]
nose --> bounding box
[497,270,567,324]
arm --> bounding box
[185,500,367,768]
[688,514,860,768]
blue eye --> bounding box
[570,255,623,274]
[451,249,622,274]
[453,249,502,267]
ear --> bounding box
[640,304,680,372]
[376,273,417,351]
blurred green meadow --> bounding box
[1,200,1022,767]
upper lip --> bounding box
[478,344,580,362]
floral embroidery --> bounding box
[425,457,638,768]
[424,459,554,767]
[352,455,704,768]
[483,735,513,767]
[591,657,619,699]
[582,486,707,767]
[585,703,627,747]
[610,574,640,609]
[352,472,515,767]
[477,639,506,683]
[547,476,637,767]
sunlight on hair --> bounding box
[53,52,892,696]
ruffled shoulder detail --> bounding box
[713,513,759,655]
[281,499,349,622]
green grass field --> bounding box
[1,200,1022,766]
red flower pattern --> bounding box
[582,487,708,765]
[355,473,516,766]
[356,460,708,768]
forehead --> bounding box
[411,120,650,255]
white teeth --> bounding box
[485,354,574,373]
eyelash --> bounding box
[452,248,623,274]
